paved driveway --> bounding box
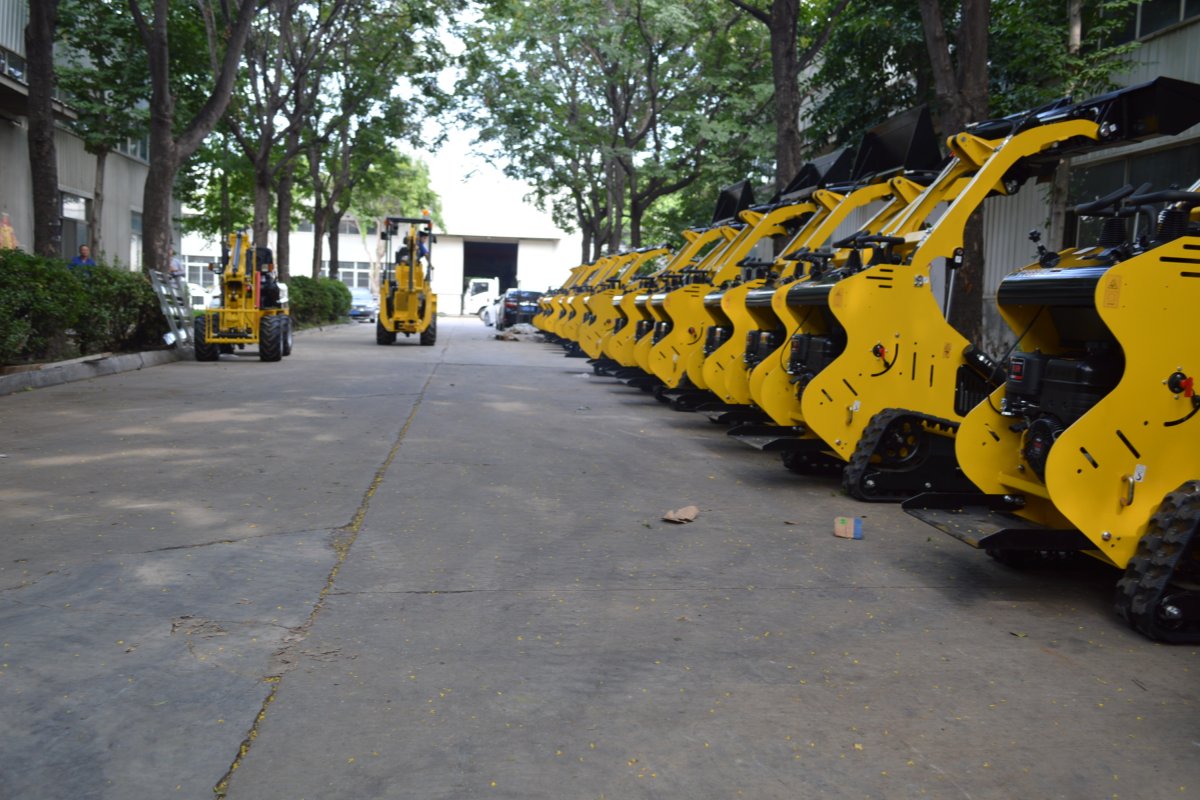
[1,317,1196,799]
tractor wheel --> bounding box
[281,316,294,357]
[193,316,219,361]
[376,319,396,345]
[259,315,284,362]
[420,315,437,346]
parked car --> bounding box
[348,287,377,323]
[490,288,544,330]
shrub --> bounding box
[0,249,167,364]
[74,264,167,354]
[287,275,350,325]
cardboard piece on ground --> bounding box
[834,516,863,539]
[663,505,699,524]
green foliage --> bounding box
[0,250,166,364]
[989,0,1141,116]
[802,0,1140,151]
[287,276,350,325]
[457,0,773,253]
[57,0,149,155]
[352,152,444,231]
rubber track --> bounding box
[1114,481,1200,643]
[841,407,958,501]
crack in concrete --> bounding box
[213,363,441,799]
[140,527,331,554]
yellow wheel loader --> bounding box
[647,182,827,407]
[534,264,587,334]
[559,253,632,353]
[193,232,293,362]
[376,216,437,346]
[904,172,1200,641]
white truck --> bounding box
[462,276,499,317]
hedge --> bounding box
[288,275,351,325]
[0,249,167,365]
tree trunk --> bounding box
[130,0,258,273]
[253,167,272,248]
[26,0,61,258]
[276,165,294,281]
[1048,0,1083,250]
[327,211,343,281]
[606,159,625,253]
[90,147,108,258]
[311,201,330,279]
[769,0,801,192]
[918,0,991,345]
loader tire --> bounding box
[281,316,294,357]
[376,319,396,345]
[259,315,284,362]
[194,317,219,362]
[419,316,437,346]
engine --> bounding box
[1003,345,1124,479]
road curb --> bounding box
[0,349,184,396]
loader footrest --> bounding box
[902,493,1092,551]
[700,405,769,426]
[623,374,662,390]
[728,426,809,452]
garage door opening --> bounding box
[462,241,519,293]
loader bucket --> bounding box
[851,105,943,182]
[1071,75,1200,141]
[711,180,757,225]
[773,147,856,205]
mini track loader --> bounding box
[743,78,1200,500]
[904,177,1200,642]
[377,216,437,346]
[577,245,672,361]
[705,107,944,414]
[194,232,293,362]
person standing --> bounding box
[69,244,95,268]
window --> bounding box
[185,255,218,289]
[0,47,26,83]
[1067,141,1200,245]
[1114,0,1200,41]
[336,219,359,235]
[61,193,90,260]
[117,137,149,162]
[130,211,143,271]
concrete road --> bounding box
[1,317,1197,800]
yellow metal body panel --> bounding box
[602,229,724,365]
[533,265,585,332]
[579,247,670,359]
[380,261,437,334]
[648,208,796,388]
[706,181,903,405]
[636,228,739,375]
[748,174,966,426]
[560,254,629,344]
[799,120,1101,462]
[957,236,1200,567]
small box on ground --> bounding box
[834,516,863,539]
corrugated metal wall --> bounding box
[0,0,26,57]
[975,19,1200,354]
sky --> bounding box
[417,127,576,242]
